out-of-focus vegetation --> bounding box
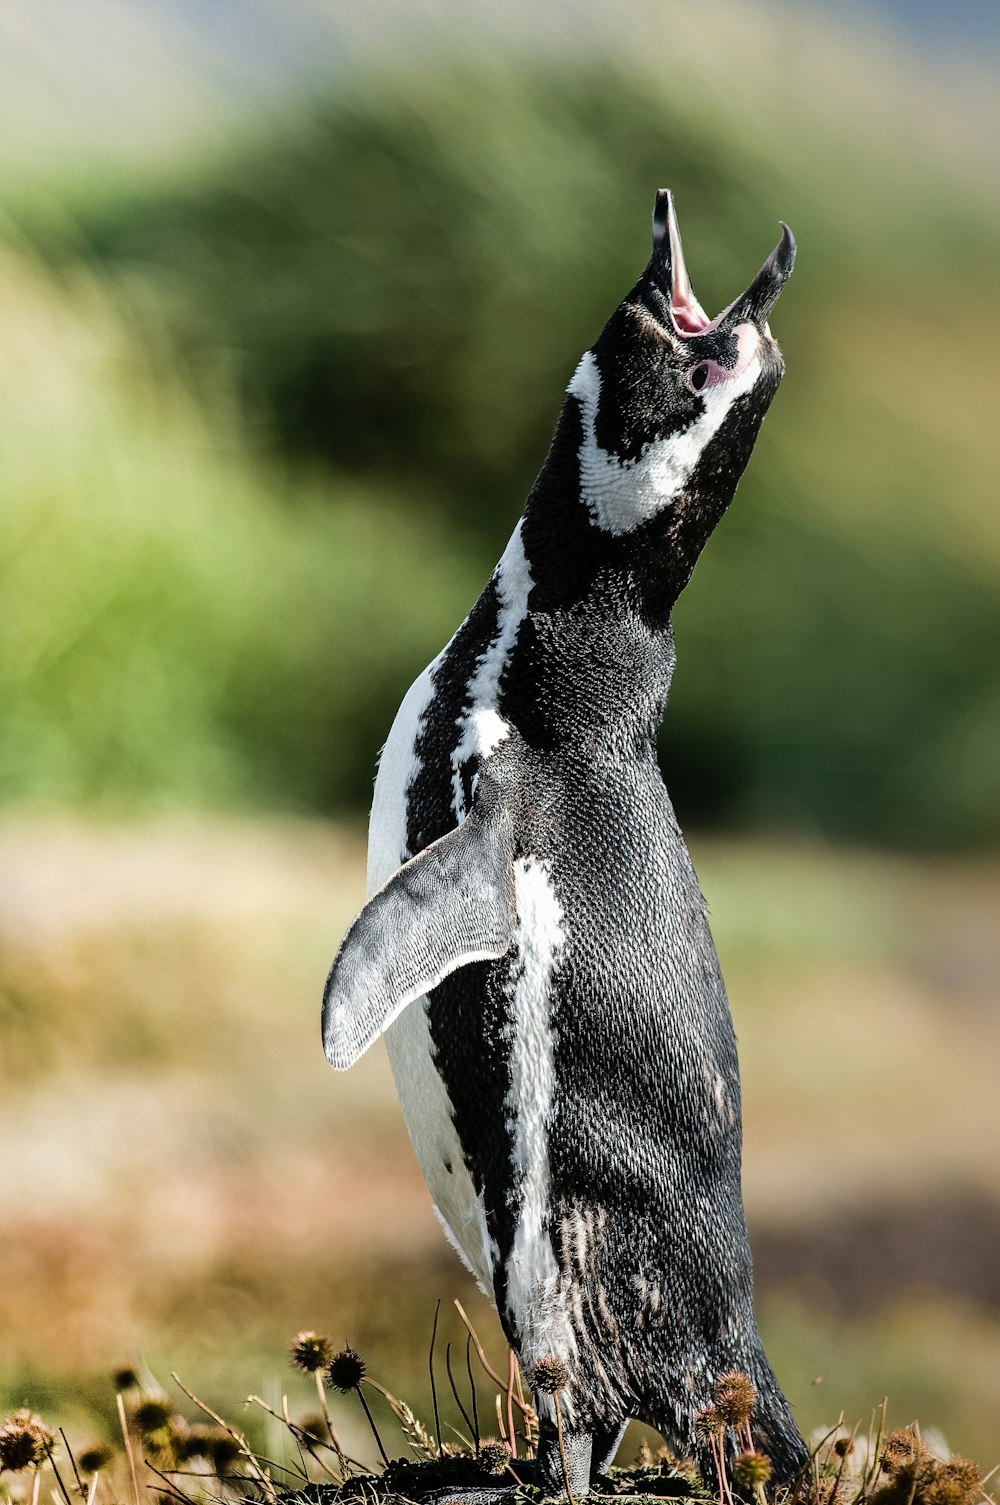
[3,37,998,842]
[0,247,479,811]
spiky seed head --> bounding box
[112,1367,140,1393]
[480,1440,512,1475]
[289,1331,334,1374]
[176,1423,216,1461]
[880,1429,926,1473]
[733,1451,773,1490]
[694,1406,722,1443]
[296,1414,327,1450]
[165,1417,191,1460]
[78,1443,115,1475]
[944,1459,983,1492]
[131,1394,173,1435]
[635,1438,655,1469]
[208,1432,242,1473]
[0,1411,57,1471]
[325,1346,366,1393]
[530,1356,570,1395]
[713,1372,757,1429]
[834,1437,854,1458]
[926,1459,984,1505]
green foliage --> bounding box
[0,250,477,812]
[6,52,1000,840]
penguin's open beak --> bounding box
[719,220,796,332]
[650,188,796,337]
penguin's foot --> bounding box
[415,1423,596,1504]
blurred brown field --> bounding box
[2,818,998,1461]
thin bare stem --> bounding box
[59,1430,85,1500]
[465,1334,480,1455]
[246,1395,343,1482]
[454,1301,533,1418]
[429,1301,443,1459]
[171,1372,276,1504]
[30,1468,41,1505]
[314,1367,348,1475]
[116,1394,140,1505]
[355,1385,390,1469]
[364,1380,435,1461]
[720,1428,736,1505]
[445,1343,475,1447]
[47,1456,74,1505]
[506,1350,518,1462]
[708,1432,726,1505]
[143,1459,201,1505]
[870,1399,889,1493]
[280,1394,319,1484]
[495,1394,508,1450]
[829,1421,860,1505]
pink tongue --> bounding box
[671,299,711,335]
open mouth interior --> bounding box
[666,199,718,337]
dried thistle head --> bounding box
[694,1406,722,1443]
[325,1346,366,1393]
[289,1331,334,1375]
[77,1443,115,1476]
[130,1393,173,1435]
[713,1372,757,1430]
[295,1414,328,1451]
[530,1356,569,1396]
[176,1423,216,1462]
[880,1428,926,1473]
[479,1440,512,1476]
[925,1459,984,1505]
[112,1367,140,1393]
[833,1437,854,1459]
[208,1431,242,1474]
[635,1438,655,1469]
[733,1450,773,1490]
[0,1411,57,1472]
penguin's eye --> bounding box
[689,362,711,393]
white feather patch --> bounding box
[450,522,534,818]
[504,857,579,1419]
[367,662,438,891]
[371,660,496,1295]
[568,335,763,536]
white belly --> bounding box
[367,521,535,1300]
[368,663,496,1295]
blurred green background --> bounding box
[1,0,998,1474]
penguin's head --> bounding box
[563,190,795,599]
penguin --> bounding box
[323,189,808,1495]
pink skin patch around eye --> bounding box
[686,323,759,395]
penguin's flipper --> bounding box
[322,802,515,1070]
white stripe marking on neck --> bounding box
[568,339,762,536]
[450,521,534,818]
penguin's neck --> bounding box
[493,458,680,762]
